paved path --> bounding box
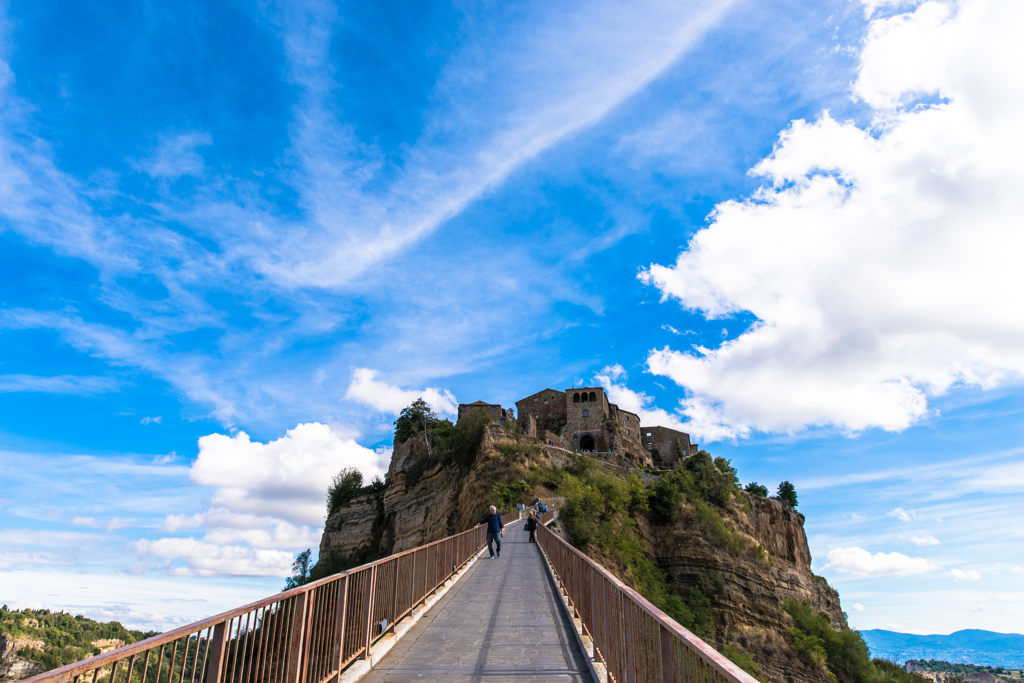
[362,523,594,682]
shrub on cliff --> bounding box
[744,482,769,497]
[783,599,873,683]
[326,467,364,515]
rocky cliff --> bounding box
[316,423,852,683]
[319,424,550,565]
[642,494,846,683]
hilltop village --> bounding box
[457,385,698,468]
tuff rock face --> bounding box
[1,636,46,683]
[319,425,542,561]
[642,495,846,683]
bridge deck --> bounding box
[362,523,594,682]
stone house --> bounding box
[642,425,698,467]
[457,400,513,426]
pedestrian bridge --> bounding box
[26,511,756,683]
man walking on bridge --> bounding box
[480,505,504,558]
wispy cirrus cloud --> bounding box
[0,374,119,395]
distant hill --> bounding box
[861,629,1024,668]
[1,606,157,682]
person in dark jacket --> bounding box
[480,505,504,558]
[526,512,539,543]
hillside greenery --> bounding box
[0,605,157,671]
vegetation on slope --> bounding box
[0,605,157,672]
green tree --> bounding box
[284,549,312,590]
[777,481,798,508]
[745,482,769,497]
[326,467,364,516]
[394,398,438,447]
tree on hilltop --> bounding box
[326,467,364,516]
[777,481,798,508]
[745,482,769,497]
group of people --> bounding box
[478,499,547,559]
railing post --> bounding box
[330,575,348,682]
[204,622,228,683]
[660,624,675,683]
[361,567,378,660]
[286,592,309,683]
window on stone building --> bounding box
[581,393,588,403]
[544,400,548,405]
[573,393,580,403]
[548,412,552,417]
[589,391,596,402]
[646,432,651,437]
[582,409,589,417]
[626,429,630,435]
[647,443,653,450]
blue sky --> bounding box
[2,0,1022,635]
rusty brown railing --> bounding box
[25,511,524,683]
[536,521,758,683]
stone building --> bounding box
[515,386,644,456]
[515,388,567,436]
[457,400,513,426]
[642,425,698,467]
[512,383,698,467]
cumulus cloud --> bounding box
[852,603,866,612]
[140,423,387,577]
[140,416,162,425]
[640,0,1024,440]
[824,547,940,576]
[345,368,458,417]
[190,423,387,526]
[951,568,981,581]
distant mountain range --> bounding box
[862,629,1024,668]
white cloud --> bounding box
[951,568,981,581]
[190,423,386,526]
[139,423,388,577]
[889,507,916,522]
[824,546,940,576]
[133,132,212,179]
[970,604,988,612]
[0,374,119,395]
[852,603,866,612]
[1014,565,1024,574]
[345,368,458,417]
[906,533,940,546]
[140,416,162,425]
[594,365,698,435]
[134,538,295,578]
[640,0,1024,440]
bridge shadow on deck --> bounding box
[361,524,593,682]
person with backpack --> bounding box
[526,511,539,543]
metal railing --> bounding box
[25,511,522,683]
[536,522,758,683]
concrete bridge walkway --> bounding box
[362,523,594,682]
